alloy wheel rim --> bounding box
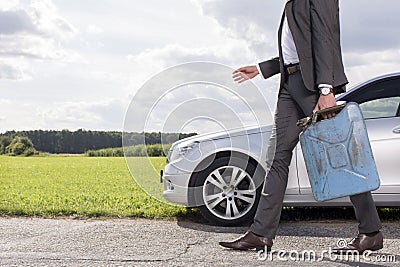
[202,165,256,220]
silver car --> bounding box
[161,73,400,226]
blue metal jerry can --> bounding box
[298,102,380,202]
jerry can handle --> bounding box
[311,103,346,124]
[297,103,346,129]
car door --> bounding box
[297,76,400,203]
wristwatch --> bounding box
[319,87,333,96]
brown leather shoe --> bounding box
[333,232,383,254]
[219,231,273,251]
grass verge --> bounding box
[0,156,189,218]
[0,156,398,221]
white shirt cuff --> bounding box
[318,84,333,89]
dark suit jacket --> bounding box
[258,0,348,94]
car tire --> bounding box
[192,156,264,226]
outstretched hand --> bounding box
[232,66,259,83]
[313,94,337,119]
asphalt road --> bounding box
[0,217,399,266]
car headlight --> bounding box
[178,141,199,155]
[168,141,200,162]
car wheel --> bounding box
[193,156,263,226]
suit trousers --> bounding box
[249,71,382,239]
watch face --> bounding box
[321,87,330,95]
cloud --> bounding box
[0,9,36,34]
[36,99,126,130]
[125,42,261,99]
[0,58,30,80]
[194,0,400,56]
[344,49,400,87]
[193,0,282,58]
[2,0,398,133]
[126,41,260,76]
[86,24,104,35]
[340,0,400,53]
[194,0,400,84]
[0,96,128,132]
[123,61,274,134]
[0,0,77,80]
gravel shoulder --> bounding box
[0,217,399,266]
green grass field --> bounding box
[1,156,398,221]
[0,156,188,218]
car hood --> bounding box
[172,124,273,148]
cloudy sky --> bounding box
[1,0,400,133]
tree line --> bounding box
[0,130,196,154]
[85,143,172,157]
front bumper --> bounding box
[161,170,190,206]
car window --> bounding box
[341,77,400,119]
[359,97,400,119]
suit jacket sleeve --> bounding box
[258,57,280,79]
[309,0,339,86]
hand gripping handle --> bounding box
[297,104,346,129]
[311,103,346,124]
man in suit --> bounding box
[219,0,383,253]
